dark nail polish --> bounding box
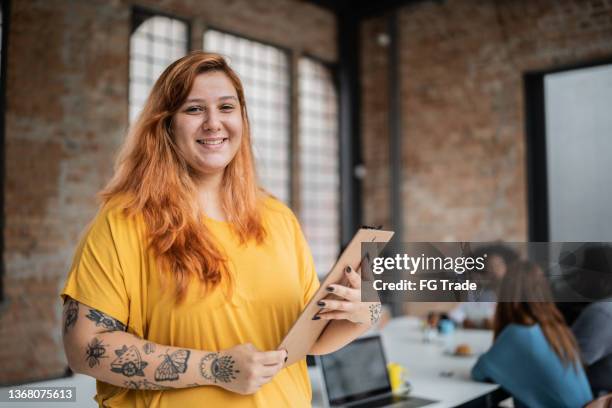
[326,286,334,292]
[317,301,326,307]
[312,315,321,320]
[345,266,352,273]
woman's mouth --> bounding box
[196,137,228,149]
[196,138,228,146]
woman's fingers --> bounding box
[344,265,362,289]
[258,349,287,366]
[316,311,351,321]
[324,284,359,301]
[317,299,354,312]
[259,362,284,378]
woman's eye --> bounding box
[185,106,203,113]
[220,104,235,111]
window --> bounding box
[204,30,291,203]
[130,9,189,123]
[298,58,339,275]
[203,30,340,276]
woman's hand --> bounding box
[203,344,287,395]
[314,266,382,326]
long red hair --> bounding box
[494,261,581,367]
[99,52,266,301]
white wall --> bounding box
[544,64,612,241]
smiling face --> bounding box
[171,70,243,181]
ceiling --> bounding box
[305,0,425,19]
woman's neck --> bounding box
[194,172,225,221]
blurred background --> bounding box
[0,0,611,387]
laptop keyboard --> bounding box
[348,394,405,408]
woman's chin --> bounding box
[191,163,230,179]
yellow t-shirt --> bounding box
[61,196,320,407]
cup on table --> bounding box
[387,362,410,394]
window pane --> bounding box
[299,58,339,276]
[204,30,291,204]
[129,15,188,123]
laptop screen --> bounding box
[319,335,392,405]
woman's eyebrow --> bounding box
[184,96,238,103]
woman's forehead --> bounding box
[187,71,238,101]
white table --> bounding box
[310,316,501,408]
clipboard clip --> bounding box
[360,224,383,230]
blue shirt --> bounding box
[572,300,612,394]
[472,324,593,408]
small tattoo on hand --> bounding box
[369,304,382,324]
[200,353,240,383]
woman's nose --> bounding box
[203,111,221,132]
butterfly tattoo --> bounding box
[155,349,191,382]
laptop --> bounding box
[316,335,436,408]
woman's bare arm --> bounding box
[62,297,286,394]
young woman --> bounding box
[471,260,593,408]
[61,52,380,407]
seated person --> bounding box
[471,260,593,408]
[450,244,519,329]
[564,243,612,396]
[573,300,612,396]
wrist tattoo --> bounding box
[64,299,79,333]
[199,353,240,383]
[111,345,148,377]
[369,304,382,324]
[86,309,127,332]
[85,337,108,368]
[155,349,190,382]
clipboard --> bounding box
[279,227,394,366]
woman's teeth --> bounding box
[197,139,226,145]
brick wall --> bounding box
[361,0,612,242]
[0,0,335,384]
[361,17,391,229]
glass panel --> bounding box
[204,30,291,204]
[129,15,188,123]
[298,58,339,276]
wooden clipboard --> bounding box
[279,227,394,366]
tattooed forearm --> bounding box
[369,304,382,325]
[111,345,148,377]
[86,309,127,332]
[199,353,239,383]
[85,337,108,368]
[64,299,79,333]
[155,349,190,381]
[124,379,174,390]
